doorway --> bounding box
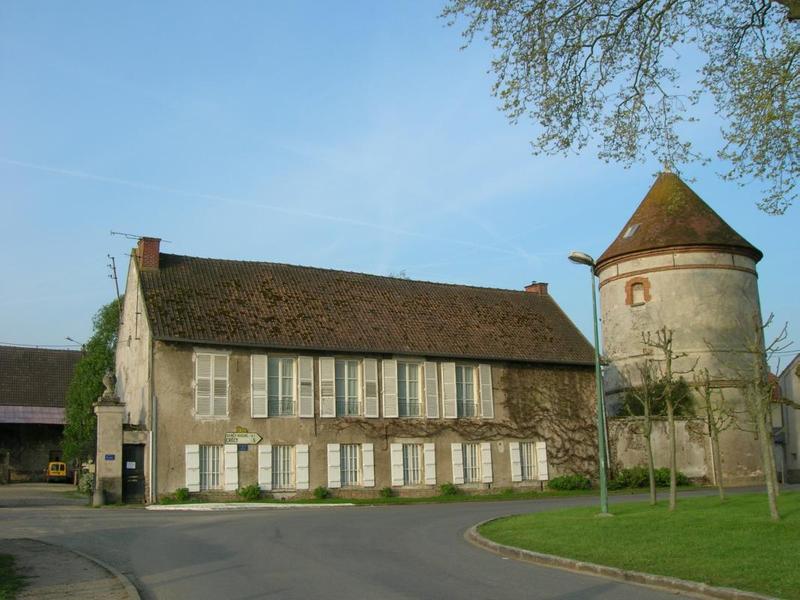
[122,444,145,503]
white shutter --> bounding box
[327,444,341,488]
[450,443,464,485]
[424,443,436,485]
[195,354,212,416]
[382,359,398,418]
[185,444,200,492]
[535,441,549,481]
[390,443,404,487]
[362,443,375,488]
[441,363,457,419]
[224,444,238,491]
[480,442,493,483]
[509,442,522,483]
[424,362,439,418]
[251,355,268,417]
[295,444,310,490]
[258,444,272,490]
[319,358,336,417]
[363,358,379,418]
[479,364,494,419]
[213,355,228,417]
[298,356,315,418]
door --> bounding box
[122,444,145,503]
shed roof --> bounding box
[138,254,595,365]
[0,346,81,409]
[596,172,762,269]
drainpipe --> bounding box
[149,337,157,504]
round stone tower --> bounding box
[596,172,764,484]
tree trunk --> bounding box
[705,391,725,501]
[767,418,780,497]
[645,429,657,506]
[667,400,677,511]
[755,406,780,521]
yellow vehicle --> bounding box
[46,461,68,482]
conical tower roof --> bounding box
[595,172,762,270]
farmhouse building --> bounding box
[114,238,597,502]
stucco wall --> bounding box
[779,357,800,482]
[150,341,596,497]
[598,249,764,484]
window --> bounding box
[199,445,223,491]
[631,283,645,305]
[335,359,360,416]
[462,443,480,483]
[196,353,228,417]
[272,445,294,489]
[402,443,423,485]
[268,357,295,416]
[398,362,421,417]
[520,442,537,481]
[456,366,476,417]
[340,444,361,486]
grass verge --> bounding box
[479,491,799,599]
[0,554,28,600]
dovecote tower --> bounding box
[596,172,764,484]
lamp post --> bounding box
[568,250,610,515]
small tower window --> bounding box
[625,276,652,306]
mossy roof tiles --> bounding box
[139,254,595,366]
[0,346,81,408]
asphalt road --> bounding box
[0,485,693,600]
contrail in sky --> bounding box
[0,156,533,258]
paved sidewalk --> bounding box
[1,538,138,599]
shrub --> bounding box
[313,485,331,500]
[77,472,95,495]
[654,467,691,487]
[379,487,394,498]
[439,482,460,496]
[547,474,592,490]
[608,467,692,489]
[237,484,261,502]
[174,487,190,502]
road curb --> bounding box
[146,502,355,511]
[465,519,776,600]
[25,538,141,600]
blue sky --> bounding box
[0,2,796,367]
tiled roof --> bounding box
[596,172,762,269]
[0,346,81,408]
[139,254,595,365]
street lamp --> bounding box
[568,250,610,515]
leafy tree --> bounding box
[442,0,799,214]
[62,300,119,464]
[693,368,736,501]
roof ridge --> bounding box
[157,252,543,296]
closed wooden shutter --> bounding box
[424,443,436,485]
[319,358,336,418]
[327,444,341,488]
[450,443,464,485]
[298,357,314,418]
[258,444,272,490]
[251,355,268,417]
[362,443,375,487]
[390,443,404,487]
[213,355,228,417]
[363,358,379,418]
[441,363,457,419]
[478,364,494,419]
[195,354,212,416]
[295,444,310,490]
[480,442,493,483]
[185,444,200,492]
[424,362,439,418]
[224,444,238,491]
[535,441,549,481]
[382,359,398,418]
[509,442,522,482]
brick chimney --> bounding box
[137,237,161,271]
[524,281,548,295]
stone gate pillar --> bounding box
[93,370,124,505]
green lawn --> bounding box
[479,492,800,599]
[0,554,27,600]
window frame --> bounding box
[199,445,223,491]
[271,445,295,490]
[461,442,481,483]
[195,351,229,418]
[402,443,424,486]
[397,360,423,418]
[267,355,296,417]
[520,441,537,481]
[340,443,361,487]
[335,358,361,417]
[455,364,477,418]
